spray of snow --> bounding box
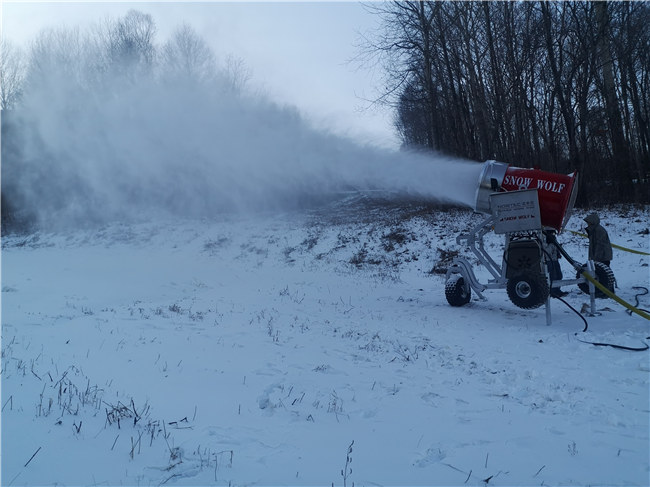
[5,65,482,229]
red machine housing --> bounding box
[474,160,579,232]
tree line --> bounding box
[1,10,251,231]
[361,1,649,205]
[0,10,250,111]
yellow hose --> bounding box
[580,271,650,321]
[568,230,650,256]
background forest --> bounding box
[1,1,649,233]
[363,1,649,205]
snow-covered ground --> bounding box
[2,199,649,486]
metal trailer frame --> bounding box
[445,213,598,324]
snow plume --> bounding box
[5,67,482,230]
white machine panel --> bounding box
[489,189,542,234]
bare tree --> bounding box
[97,9,157,81]
[0,39,25,110]
[23,27,84,94]
[224,55,252,94]
[161,23,216,85]
[357,1,453,152]
[595,1,637,200]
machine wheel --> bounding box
[507,272,549,309]
[445,274,471,307]
[577,262,616,298]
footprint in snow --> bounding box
[413,447,447,467]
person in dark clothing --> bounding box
[584,213,613,267]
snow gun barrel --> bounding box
[474,160,579,232]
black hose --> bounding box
[576,339,649,352]
[553,294,649,350]
[543,230,583,271]
[552,295,589,332]
[627,286,649,316]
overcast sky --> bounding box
[1,1,399,149]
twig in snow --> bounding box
[534,465,546,477]
[130,431,143,459]
[159,473,180,486]
[2,395,12,412]
[168,417,185,426]
[341,440,354,487]
[130,398,140,426]
[464,469,472,484]
[24,447,42,467]
[442,462,466,474]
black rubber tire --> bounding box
[445,274,471,307]
[577,262,616,298]
[507,272,549,309]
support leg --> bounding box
[587,260,597,316]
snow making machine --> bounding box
[444,160,616,316]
